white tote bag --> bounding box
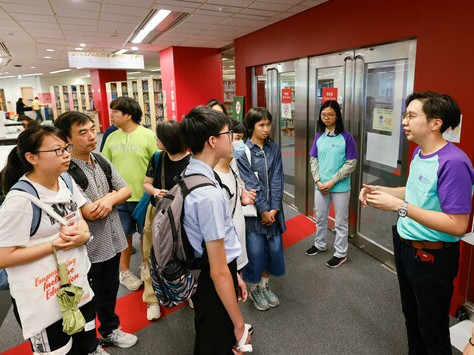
[5,191,93,340]
[241,145,258,217]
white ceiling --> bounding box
[0,0,328,78]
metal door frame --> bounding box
[350,40,417,268]
[263,60,308,208]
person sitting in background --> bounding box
[18,115,38,131]
[141,120,190,321]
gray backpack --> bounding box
[149,173,215,307]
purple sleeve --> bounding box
[411,146,421,161]
[437,151,474,214]
[309,132,323,158]
[342,131,358,160]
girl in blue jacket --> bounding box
[236,108,286,311]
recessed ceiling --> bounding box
[0,0,328,78]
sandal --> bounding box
[236,323,253,352]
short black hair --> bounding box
[243,107,272,133]
[317,100,344,135]
[229,118,246,139]
[54,111,94,138]
[156,120,186,155]
[110,96,142,124]
[405,91,461,133]
[206,98,228,116]
[180,106,229,154]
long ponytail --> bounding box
[0,125,67,193]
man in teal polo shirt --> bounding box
[360,92,474,354]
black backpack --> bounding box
[68,153,113,192]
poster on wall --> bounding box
[233,96,244,121]
[372,108,395,132]
[366,132,399,168]
[442,114,462,143]
[322,87,337,103]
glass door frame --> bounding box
[262,59,308,208]
[307,40,416,268]
[350,40,417,268]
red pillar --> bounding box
[90,69,127,130]
[159,47,223,121]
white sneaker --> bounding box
[119,270,143,291]
[89,344,110,355]
[147,302,161,321]
[101,328,138,348]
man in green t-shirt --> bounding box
[103,97,157,291]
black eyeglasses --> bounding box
[36,144,73,156]
[215,130,234,141]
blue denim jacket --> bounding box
[236,139,286,236]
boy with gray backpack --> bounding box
[149,106,252,354]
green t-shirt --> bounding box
[102,125,157,201]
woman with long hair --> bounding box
[306,100,358,267]
[0,126,106,354]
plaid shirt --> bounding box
[71,154,128,263]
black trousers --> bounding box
[12,297,98,354]
[192,259,238,355]
[87,253,121,338]
[393,227,459,355]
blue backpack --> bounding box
[0,173,74,290]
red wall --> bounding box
[159,46,223,121]
[90,69,127,130]
[234,0,474,315]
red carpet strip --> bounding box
[2,213,315,355]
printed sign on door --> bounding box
[322,88,338,104]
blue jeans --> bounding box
[242,232,285,284]
[117,202,143,237]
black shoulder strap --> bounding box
[92,153,113,192]
[67,160,89,191]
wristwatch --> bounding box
[398,201,408,218]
